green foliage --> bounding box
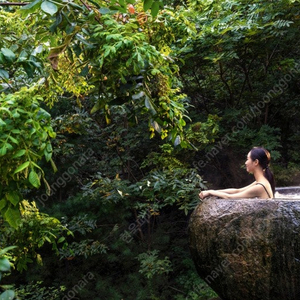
[174,269,218,300]
[15,0,192,146]
[0,9,43,83]
[272,163,300,187]
[185,114,221,148]
[0,201,72,272]
[0,247,16,300]
[0,87,56,227]
[230,124,282,160]
[131,168,205,215]
[15,281,65,300]
[1,0,300,299]
[59,215,108,259]
[137,250,173,279]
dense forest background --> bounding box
[1,0,300,299]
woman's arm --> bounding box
[216,182,256,194]
[199,184,261,199]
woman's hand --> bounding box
[199,190,211,199]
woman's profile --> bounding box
[199,147,275,199]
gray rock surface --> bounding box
[189,198,300,300]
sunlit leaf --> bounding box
[0,69,9,80]
[29,170,41,188]
[174,135,181,146]
[41,1,58,15]
[13,161,30,174]
[0,290,15,300]
[1,48,16,63]
[0,246,17,256]
[0,258,10,272]
[12,149,26,159]
[145,96,157,114]
[132,91,145,100]
[99,7,110,14]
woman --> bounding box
[199,147,275,199]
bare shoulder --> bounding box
[255,180,273,198]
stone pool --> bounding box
[189,187,300,300]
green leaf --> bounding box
[0,53,4,64]
[119,0,126,8]
[8,135,18,145]
[104,46,115,57]
[0,146,7,156]
[17,50,28,62]
[151,120,161,133]
[0,246,17,256]
[144,0,153,11]
[1,48,16,63]
[12,111,20,118]
[91,101,104,114]
[46,141,53,153]
[4,206,21,229]
[0,290,15,300]
[132,91,145,100]
[174,135,181,146]
[11,129,21,134]
[37,108,51,120]
[41,1,58,15]
[44,150,52,162]
[0,107,12,116]
[0,69,9,80]
[145,96,157,114]
[151,1,160,17]
[68,2,83,10]
[43,177,51,196]
[12,149,26,158]
[48,130,56,138]
[109,5,126,13]
[151,68,160,75]
[57,237,65,243]
[44,140,51,150]
[0,258,10,272]
[0,199,6,211]
[31,161,43,171]
[14,161,30,174]
[50,158,58,173]
[0,119,6,127]
[5,143,13,151]
[99,7,111,14]
[29,170,41,188]
[6,191,20,206]
[21,0,42,11]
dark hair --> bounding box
[250,147,275,195]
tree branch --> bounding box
[0,2,28,6]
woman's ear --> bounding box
[254,159,259,166]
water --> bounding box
[275,192,300,199]
[275,187,300,199]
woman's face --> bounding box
[245,151,256,173]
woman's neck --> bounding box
[253,169,265,182]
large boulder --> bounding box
[189,198,300,300]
